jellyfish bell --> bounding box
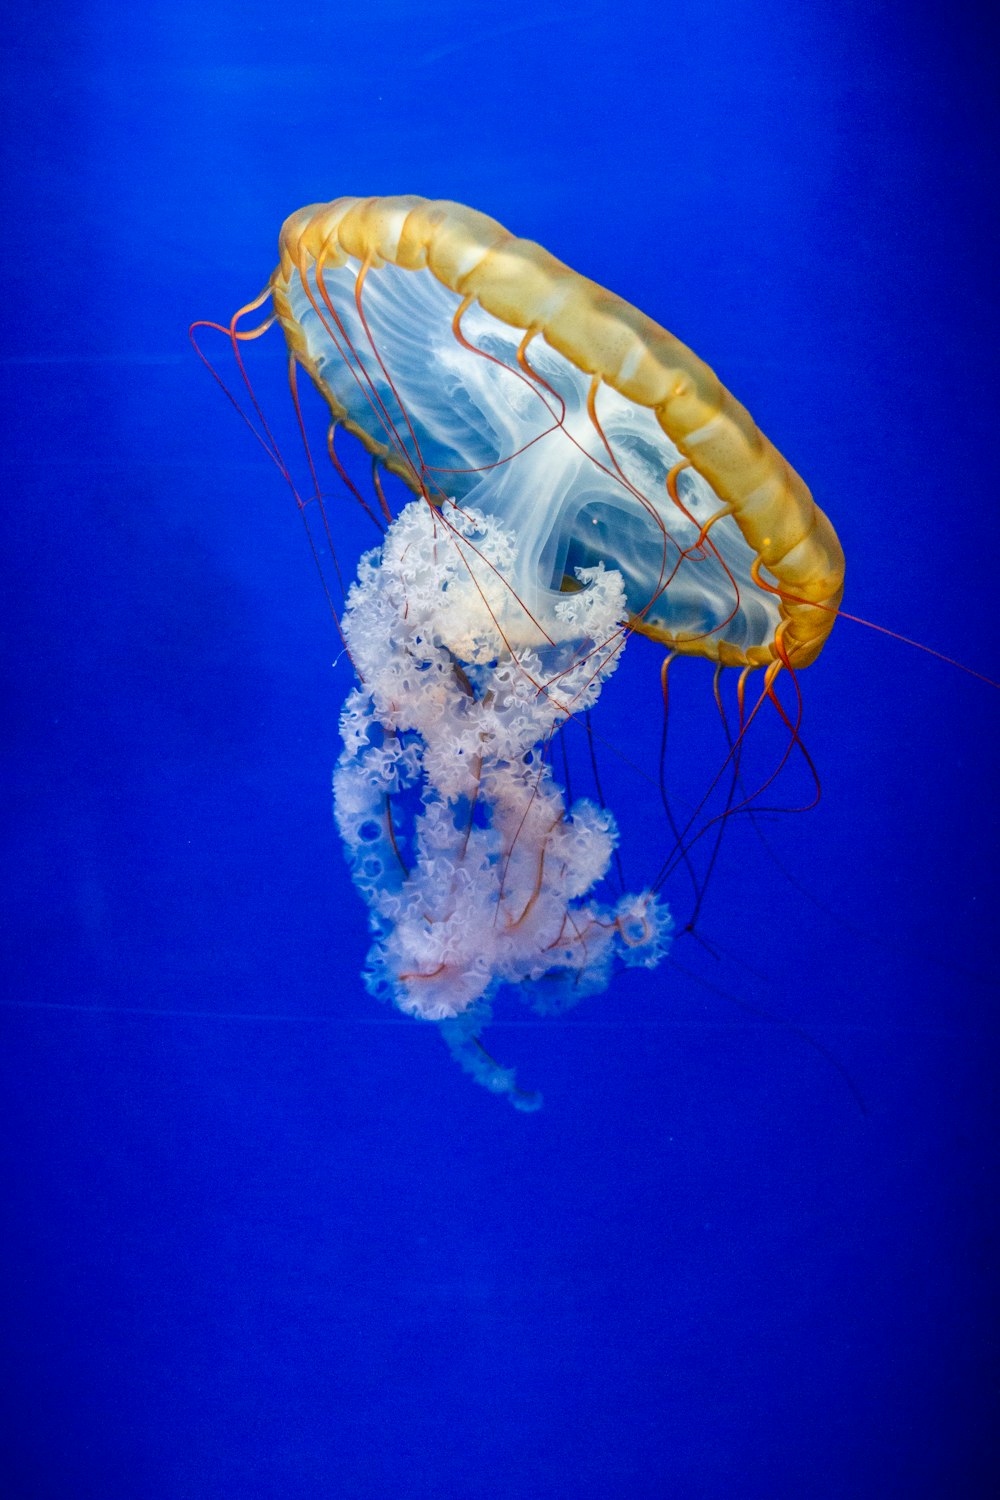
[270,196,844,670]
[199,196,845,1109]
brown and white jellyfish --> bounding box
[197,196,844,1109]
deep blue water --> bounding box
[2,3,998,1496]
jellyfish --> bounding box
[206,197,845,1109]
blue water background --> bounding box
[2,3,998,1495]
